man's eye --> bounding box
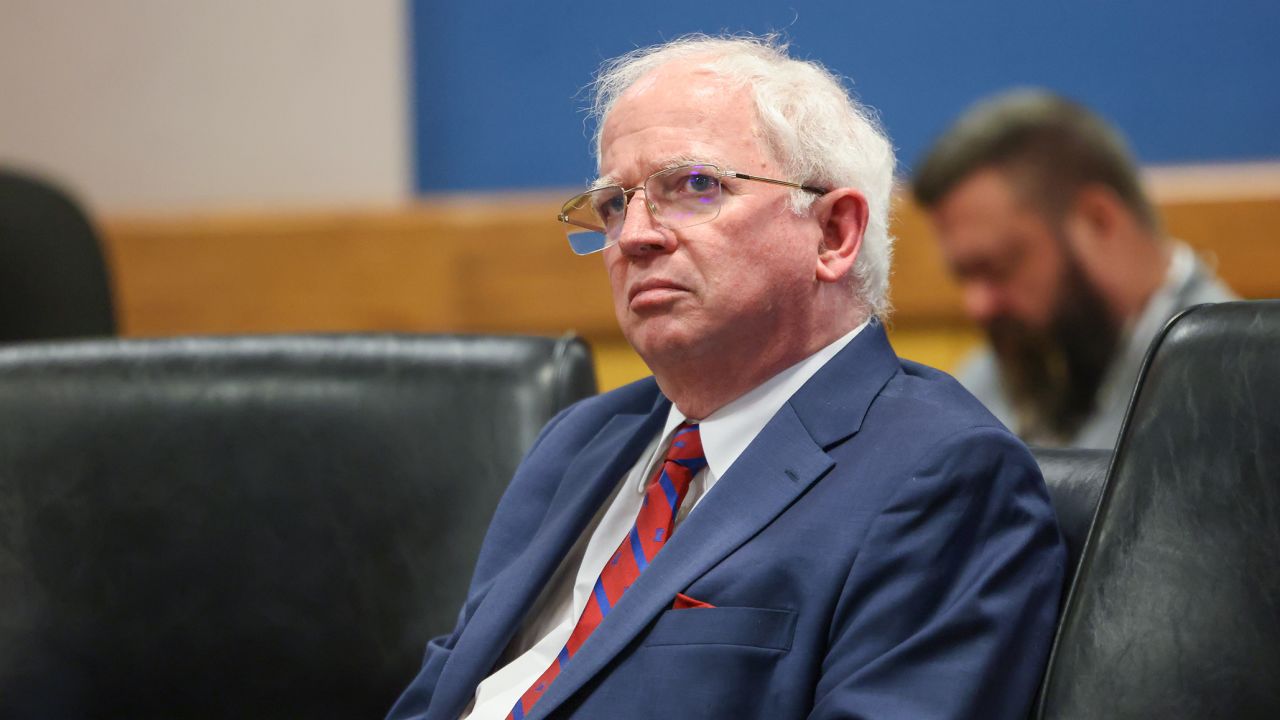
[683,174,718,194]
[595,194,625,220]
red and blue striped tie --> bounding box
[508,422,706,719]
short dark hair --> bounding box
[912,89,1157,231]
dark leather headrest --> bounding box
[0,167,115,340]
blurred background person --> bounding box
[912,90,1237,449]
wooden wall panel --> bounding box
[98,186,1279,387]
[1163,198,1280,300]
[102,195,620,341]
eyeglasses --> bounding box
[557,163,828,255]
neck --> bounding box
[654,354,799,421]
[1099,229,1172,324]
[653,311,864,419]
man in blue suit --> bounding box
[389,34,1065,720]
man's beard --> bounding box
[986,256,1122,446]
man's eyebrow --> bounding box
[591,156,728,190]
[658,154,733,173]
[589,175,618,191]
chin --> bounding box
[624,321,698,366]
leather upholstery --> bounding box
[1030,447,1110,580]
[1036,300,1280,719]
[0,167,115,342]
[0,334,595,719]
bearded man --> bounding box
[913,90,1236,448]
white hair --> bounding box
[589,33,896,317]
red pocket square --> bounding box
[672,592,716,610]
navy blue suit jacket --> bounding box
[389,323,1066,719]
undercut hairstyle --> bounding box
[912,89,1158,232]
[588,33,897,318]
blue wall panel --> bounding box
[410,1,1280,193]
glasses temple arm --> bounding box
[725,171,828,196]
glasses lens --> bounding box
[647,165,721,229]
[566,227,608,255]
[560,187,625,254]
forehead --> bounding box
[597,65,772,183]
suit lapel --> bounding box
[427,397,669,720]
[788,320,901,449]
[525,323,902,720]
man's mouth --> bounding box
[628,279,689,308]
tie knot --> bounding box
[665,422,706,468]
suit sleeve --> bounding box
[809,426,1066,720]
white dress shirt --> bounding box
[461,321,868,719]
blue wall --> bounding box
[410,1,1280,193]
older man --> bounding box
[913,90,1236,448]
[389,36,1063,720]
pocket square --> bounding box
[672,592,716,610]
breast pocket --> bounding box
[642,606,796,651]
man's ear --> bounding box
[1065,184,1126,252]
[815,189,868,284]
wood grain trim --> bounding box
[99,187,1279,341]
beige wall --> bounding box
[0,1,409,214]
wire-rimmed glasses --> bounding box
[557,163,827,255]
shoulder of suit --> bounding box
[866,358,1010,442]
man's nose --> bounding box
[615,192,675,256]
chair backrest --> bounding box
[0,334,596,719]
[1030,447,1110,581]
[1035,300,1280,719]
[0,167,115,341]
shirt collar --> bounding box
[656,319,870,482]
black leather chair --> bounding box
[1035,300,1280,719]
[0,334,596,719]
[1030,447,1110,585]
[0,167,115,342]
